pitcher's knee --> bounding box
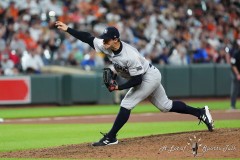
[120,100,135,110]
[156,100,173,113]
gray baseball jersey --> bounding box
[93,38,172,111]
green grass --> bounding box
[0,100,238,119]
[0,120,239,152]
[0,100,239,160]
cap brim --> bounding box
[99,34,111,40]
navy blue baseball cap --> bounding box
[99,26,120,40]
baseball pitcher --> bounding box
[56,21,214,146]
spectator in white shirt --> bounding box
[21,46,44,74]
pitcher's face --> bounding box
[103,39,114,49]
[103,38,120,51]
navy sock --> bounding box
[169,101,201,118]
[108,107,131,138]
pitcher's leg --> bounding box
[169,101,201,118]
[149,84,214,131]
[105,78,159,142]
[121,79,159,110]
[107,107,131,138]
[169,101,214,131]
[148,84,172,112]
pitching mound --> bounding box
[1,128,239,159]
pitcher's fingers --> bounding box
[56,23,63,27]
[55,21,62,25]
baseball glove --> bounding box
[103,68,117,92]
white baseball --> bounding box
[49,11,56,17]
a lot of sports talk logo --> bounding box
[158,135,237,157]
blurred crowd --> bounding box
[0,0,240,75]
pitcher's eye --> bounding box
[103,39,111,44]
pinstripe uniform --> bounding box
[93,38,172,111]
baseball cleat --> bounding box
[198,106,214,132]
[92,132,118,146]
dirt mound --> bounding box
[1,128,239,159]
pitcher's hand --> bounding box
[55,21,68,32]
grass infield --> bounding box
[0,100,239,160]
[0,120,239,152]
[0,100,238,119]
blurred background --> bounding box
[0,0,239,105]
[1,0,240,74]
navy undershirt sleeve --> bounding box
[67,27,95,49]
[118,74,142,90]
